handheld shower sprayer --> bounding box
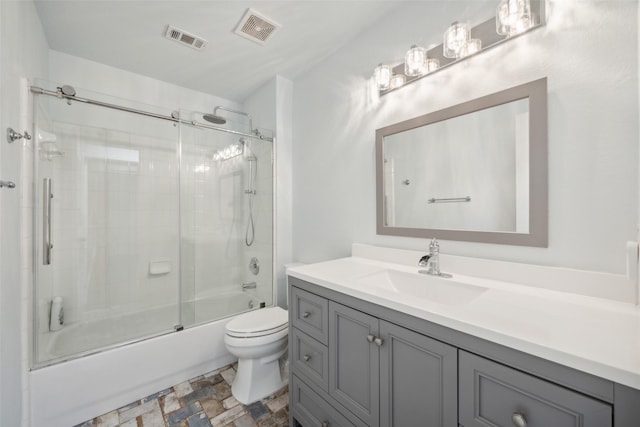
[245,156,257,195]
[245,150,257,247]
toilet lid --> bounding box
[225,307,288,337]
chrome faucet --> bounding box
[418,238,451,278]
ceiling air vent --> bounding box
[164,25,208,50]
[233,8,281,46]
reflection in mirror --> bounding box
[376,78,547,247]
[384,98,529,233]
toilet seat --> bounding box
[225,307,288,338]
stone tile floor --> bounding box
[75,363,289,427]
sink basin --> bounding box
[356,269,487,306]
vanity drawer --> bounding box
[292,328,329,392]
[292,375,366,427]
[290,286,328,345]
[459,351,612,427]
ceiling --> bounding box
[34,0,404,101]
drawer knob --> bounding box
[302,311,311,318]
[367,334,375,343]
[374,337,384,347]
[321,422,329,427]
[512,412,527,427]
[303,354,311,362]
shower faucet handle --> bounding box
[241,282,257,290]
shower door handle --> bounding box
[43,178,52,265]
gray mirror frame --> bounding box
[376,77,548,247]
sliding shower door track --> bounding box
[30,85,273,142]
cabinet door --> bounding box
[379,320,458,427]
[329,302,380,427]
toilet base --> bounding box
[231,354,287,405]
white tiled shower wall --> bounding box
[35,120,181,328]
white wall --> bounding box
[244,75,294,308]
[292,0,638,275]
[0,1,49,425]
[48,50,241,118]
[274,76,294,308]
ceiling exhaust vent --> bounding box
[233,8,281,45]
[164,25,208,50]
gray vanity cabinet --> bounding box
[328,301,458,427]
[289,277,636,427]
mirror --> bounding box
[376,78,547,247]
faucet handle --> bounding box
[429,238,439,253]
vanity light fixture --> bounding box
[372,0,544,96]
[443,22,471,59]
[496,0,532,37]
[373,63,392,90]
[390,74,406,89]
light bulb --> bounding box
[405,45,427,76]
[458,39,482,58]
[426,58,440,73]
[443,22,470,59]
[373,63,392,90]
[496,0,532,36]
[390,74,406,89]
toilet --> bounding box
[224,306,289,404]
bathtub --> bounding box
[30,292,264,427]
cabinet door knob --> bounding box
[511,412,527,427]
[321,422,329,427]
[374,337,384,347]
[302,311,310,318]
[303,354,311,362]
[366,334,375,343]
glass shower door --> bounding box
[179,110,274,328]
[32,82,182,366]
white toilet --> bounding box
[224,306,289,404]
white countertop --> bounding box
[287,245,640,390]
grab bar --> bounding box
[43,178,52,265]
[428,196,471,204]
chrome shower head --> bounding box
[210,106,253,131]
[202,113,227,125]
